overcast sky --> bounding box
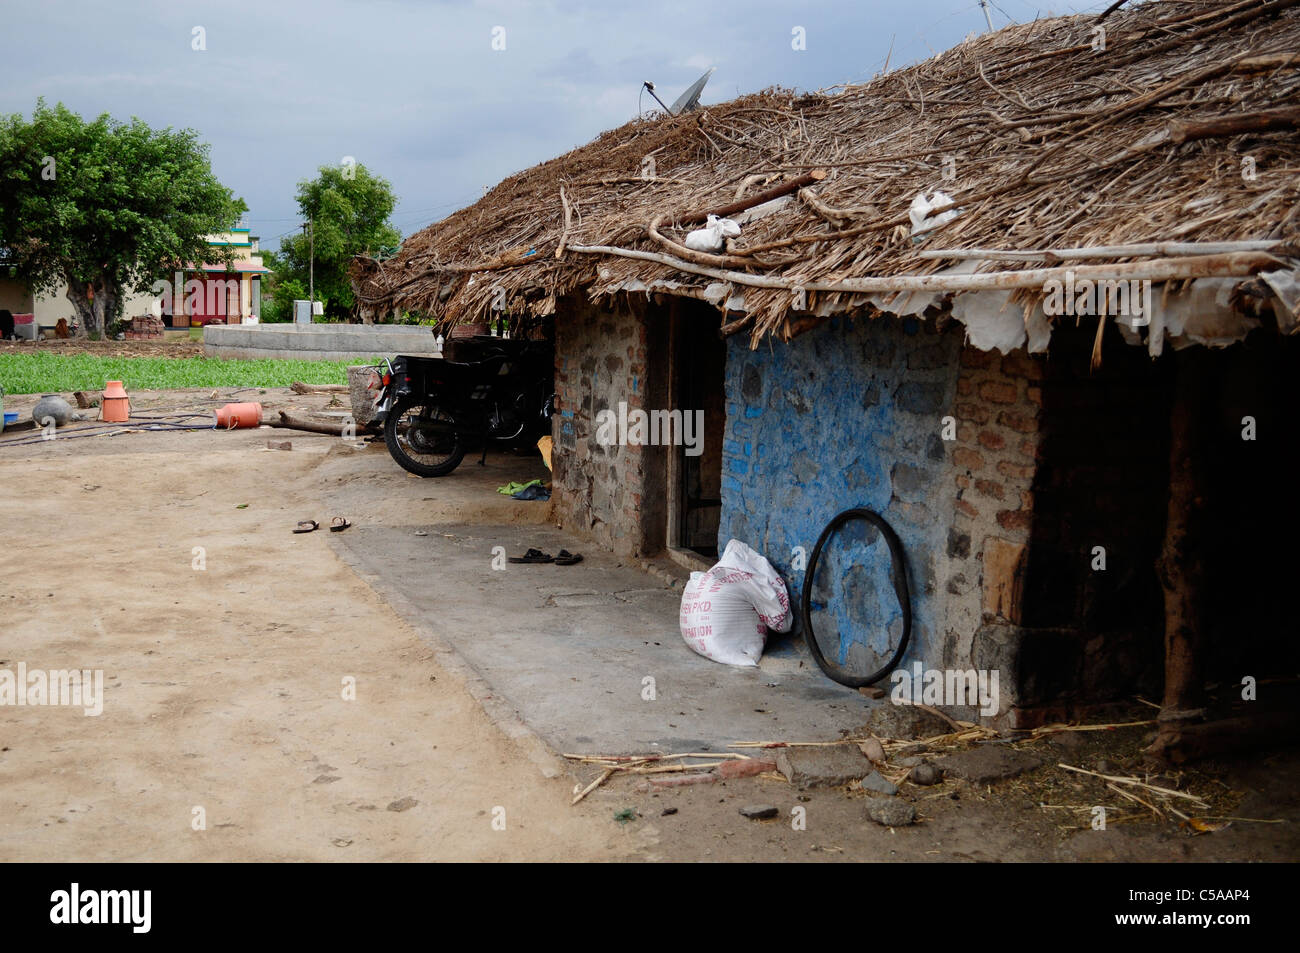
[1,0,1106,251]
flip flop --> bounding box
[507,547,554,564]
[293,520,319,534]
[330,517,352,533]
[554,549,584,566]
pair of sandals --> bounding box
[294,517,351,534]
[508,547,583,565]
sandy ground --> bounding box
[0,396,638,861]
[1,386,1297,863]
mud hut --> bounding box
[353,0,1300,758]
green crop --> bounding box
[0,353,382,395]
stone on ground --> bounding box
[776,746,873,789]
[860,770,899,795]
[867,797,917,827]
[866,704,953,741]
[933,746,1044,785]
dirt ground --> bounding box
[1,386,1297,862]
[1,337,205,358]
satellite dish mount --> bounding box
[642,67,715,117]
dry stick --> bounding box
[720,313,755,337]
[567,244,1277,295]
[289,382,348,394]
[677,170,827,227]
[916,703,967,731]
[1105,0,1300,71]
[1058,763,1210,806]
[1025,719,1158,735]
[571,768,614,805]
[568,176,692,187]
[555,186,572,260]
[798,187,880,225]
[916,240,1282,261]
[1096,0,1131,22]
[563,752,748,762]
[268,412,350,436]
[1106,780,1168,820]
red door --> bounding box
[189,277,241,326]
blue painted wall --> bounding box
[718,315,963,673]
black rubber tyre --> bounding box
[383,396,466,477]
[800,507,912,687]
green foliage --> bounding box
[0,352,378,394]
[262,276,306,323]
[0,100,246,336]
[269,163,400,321]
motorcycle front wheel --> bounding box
[383,396,467,477]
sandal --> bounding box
[554,549,584,566]
[330,517,352,532]
[508,547,554,564]
[293,520,319,534]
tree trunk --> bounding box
[64,273,121,339]
[64,279,95,338]
[1147,347,1213,761]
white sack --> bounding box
[684,214,741,252]
[679,540,792,667]
[909,190,961,236]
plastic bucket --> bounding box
[214,402,263,429]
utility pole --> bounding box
[979,0,994,32]
[308,218,314,313]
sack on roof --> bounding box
[684,214,742,252]
[909,190,961,237]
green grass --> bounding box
[0,352,380,395]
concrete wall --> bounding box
[0,280,156,328]
[204,323,442,360]
[0,278,34,314]
[718,314,1044,717]
[551,295,667,557]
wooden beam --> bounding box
[916,240,1283,262]
[678,170,827,227]
[567,244,1278,295]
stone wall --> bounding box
[551,295,667,557]
[718,313,1047,720]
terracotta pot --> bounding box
[214,402,263,429]
[100,380,130,422]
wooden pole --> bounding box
[566,244,1275,295]
[677,170,826,226]
[1147,347,1213,761]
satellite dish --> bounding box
[668,67,715,115]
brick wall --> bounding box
[551,294,667,557]
[942,345,1045,643]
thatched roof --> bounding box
[352,0,1300,348]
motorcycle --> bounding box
[371,337,554,478]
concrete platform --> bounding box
[204,322,442,361]
[331,521,870,757]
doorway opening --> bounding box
[667,299,727,561]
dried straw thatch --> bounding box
[352,0,1300,346]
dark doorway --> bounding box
[669,300,727,559]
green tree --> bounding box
[271,163,400,321]
[0,100,246,337]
